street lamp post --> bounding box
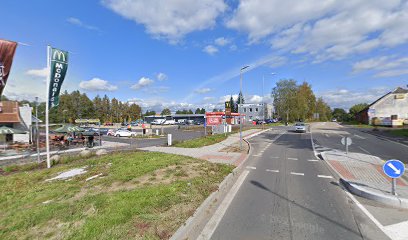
[239,65,250,151]
[35,97,40,163]
[262,73,276,129]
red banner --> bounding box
[0,39,18,96]
[206,116,222,126]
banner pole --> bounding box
[45,45,51,168]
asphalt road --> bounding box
[208,128,388,240]
[311,122,408,163]
[101,126,204,148]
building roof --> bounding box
[0,101,21,123]
[392,87,408,94]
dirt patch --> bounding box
[220,141,249,153]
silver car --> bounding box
[294,122,306,133]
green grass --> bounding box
[342,121,374,128]
[389,129,408,137]
[0,151,233,239]
[173,134,229,148]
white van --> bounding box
[164,119,176,125]
[151,119,166,125]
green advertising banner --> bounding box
[48,47,69,108]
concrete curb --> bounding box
[170,129,262,240]
[340,178,408,209]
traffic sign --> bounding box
[341,137,352,146]
[383,159,405,178]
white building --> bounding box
[356,87,408,126]
[0,101,32,143]
[240,103,274,122]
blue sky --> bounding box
[3,0,408,111]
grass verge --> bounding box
[173,134,229,148]
[0,151,233,239]
[389,129,408,137]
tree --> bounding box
[161,108,171,116]
[296,82,316,121]
[272,79,298,122]
[316,97,331,121]
[229,96,237,113]
[187,109,193,114]
[200,108,206,114]
[349,103,369,116]
[212,108,219,112]
[237,91,245,105]
[145,110,156,116]
[332,108,348,122]
[194,108,201,114]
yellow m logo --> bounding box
[53,50,66,61]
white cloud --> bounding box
[319,87,391,109]
[156,72,167,81]
[203,45,219,55]
[131,77,154,90]
[375,69,408,78]
[102,0,227,42]
[352,55,408,77]
[215,37,230,46]
[203,96,216,102]
[79,78,118,91]
[194,88,212,94]
[227,0,408,61]
[25,67,49,77]
[67,17,100,32]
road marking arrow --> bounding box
[387,162,401,175]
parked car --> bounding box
[294,122,306,133]
[107,129,115,136]
[332,118,337,122]
[114,129,136,137]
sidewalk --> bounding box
[321,151,408,209]
[140,128,269,166]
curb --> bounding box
[340,178,408,209]
[170,131,255,240]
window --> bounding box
[250,108,252,112]
[255,108,258,112]
[243,108,246,112]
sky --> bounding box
[2,0,408,112]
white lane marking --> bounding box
[354,134,366,140]
[384,220,408,240]
[308,159,319,162]
[288,157,298,160]
[290,172,304,176]
[198,170,250,240]
[325,133,330,138]
[271,156,279,159]
[252,154,261,157]
[317,175,333,179]
[358,146,371,154]
[342,188,394,240]
[266,169,279,173]
[246,166,256,170]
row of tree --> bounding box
[331,103,368,122]
[271,79,331,122]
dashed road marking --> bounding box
[271,156,279,159]
[354,134,366,140]
[252,154,261,157]
[288,157,298,160]
[325,133,330,138]
[358,146,371,154]
[308,159,319,162]
[290,172,304,176]
[246,166,256,170]
[317,175,333,179]
[266,169,279,173]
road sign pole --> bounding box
[392,178,397,196]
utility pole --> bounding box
[240,65,250,150]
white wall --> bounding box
[369,93,408,121]
[13,105,32,143]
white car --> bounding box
[163,119,176,125]
[294,122,306,133]
[151,119,166,125]
[114,129,136,137]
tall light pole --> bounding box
[35,97,40,163]
[240,65,250,150]
[262,73,276,129]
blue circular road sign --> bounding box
[383,159,405,178]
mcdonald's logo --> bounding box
[53,50,66,62]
